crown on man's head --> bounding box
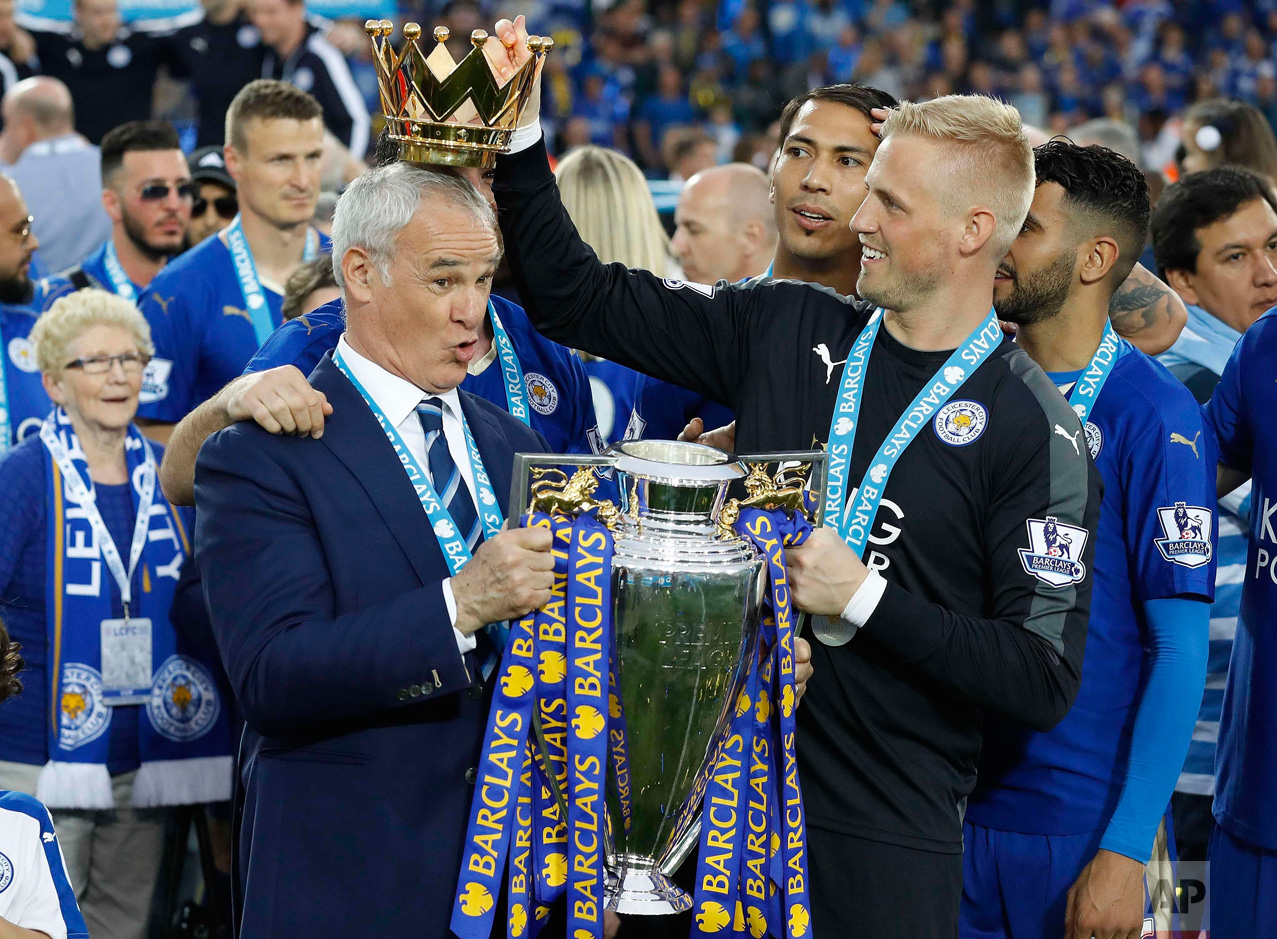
[366,20,552,169]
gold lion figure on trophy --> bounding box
[528,467,620,528]
[717,465,812,539]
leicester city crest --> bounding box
[147,656,220,742]
[1018,516,1089,587]
[1084,421,1103,459]
[933,400,988,447]
[0,851,11,894]
[525,372,559,415]
[1155,502,1213,568]
[59,664,110,750]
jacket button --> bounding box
[468,682,484,700]
[409,684,422,697]
[465,767,477,785]
[420,683,434,696]
[397,688,409,701]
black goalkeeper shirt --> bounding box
[494,138,1101,854]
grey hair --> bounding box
[330,162,498,287]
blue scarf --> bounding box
[1158,304,1242,379]
[38,409,233,809]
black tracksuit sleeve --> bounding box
[862,350,1101,732]
[494,136,755,408]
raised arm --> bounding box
[494,135,756,406]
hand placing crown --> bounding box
[365,14,550,169]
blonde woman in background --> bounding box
[554,145,680,443]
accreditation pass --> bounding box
[100,617,153,706]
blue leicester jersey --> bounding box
[1205,308,1277,852]
[581,357,639,445]
[627,374,734,444]
[968,343,1217,835]
[35,241,146,311]
[245,295,602,455]
[136,229,331,422]
[0,306,51,449]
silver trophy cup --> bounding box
[514,440,824,915]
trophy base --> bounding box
[606,859,694,915]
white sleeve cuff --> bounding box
[443,578,478,654]
[508,120,543,154]
[840,569,888,628]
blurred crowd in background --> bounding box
[5,0,1277,181]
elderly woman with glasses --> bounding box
[0,289,232,939]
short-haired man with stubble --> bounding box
[134,79,330,444]
[38,120,192,308]
[1150,166,1277,868]
[491,21,1102,930]
[963,141,1215,939]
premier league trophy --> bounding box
[501,442,825,932]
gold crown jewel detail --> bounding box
[365,19,552,169]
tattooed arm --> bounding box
[1108,263,1188,355]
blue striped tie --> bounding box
[417,397,505,678]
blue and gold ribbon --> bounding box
[450,598,539,938]
[564,514,613,939]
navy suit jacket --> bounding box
[194,353,548,937]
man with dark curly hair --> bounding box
[0,618,87,939]
[961,141,1215,939]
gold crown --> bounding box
[366,20,552,169]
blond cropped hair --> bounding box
[555,146,672,274]
[881,95,1034,257]
[29,288,153,377]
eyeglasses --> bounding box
[192,195,238,219]
[139,182,198,202]
[64,352,151,375]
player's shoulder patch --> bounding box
[1154,502,1214,568]
[1018,516,1089,587]
[661,277,715,298]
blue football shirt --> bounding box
[1205,308,1277,852]
[581,358,640,445]
[0,305,51,450]
[968,343,1217,835]
[628,374,734,444]
[136,229,331,422]
[245,295,601,455]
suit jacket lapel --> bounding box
[311,354,444,585]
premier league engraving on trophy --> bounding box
[505,442,825,920]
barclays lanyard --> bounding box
[487,302,530,427]
[40,420,156,622]
[825,306,1003,555]
[332,347,503,575]
[1062,320,1121,425]
[102,242,138,303]
[226,215,319,347]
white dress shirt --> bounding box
[337,335,479,654]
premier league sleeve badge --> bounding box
[1018,516,1089,587]
[1154,502,1214,568]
